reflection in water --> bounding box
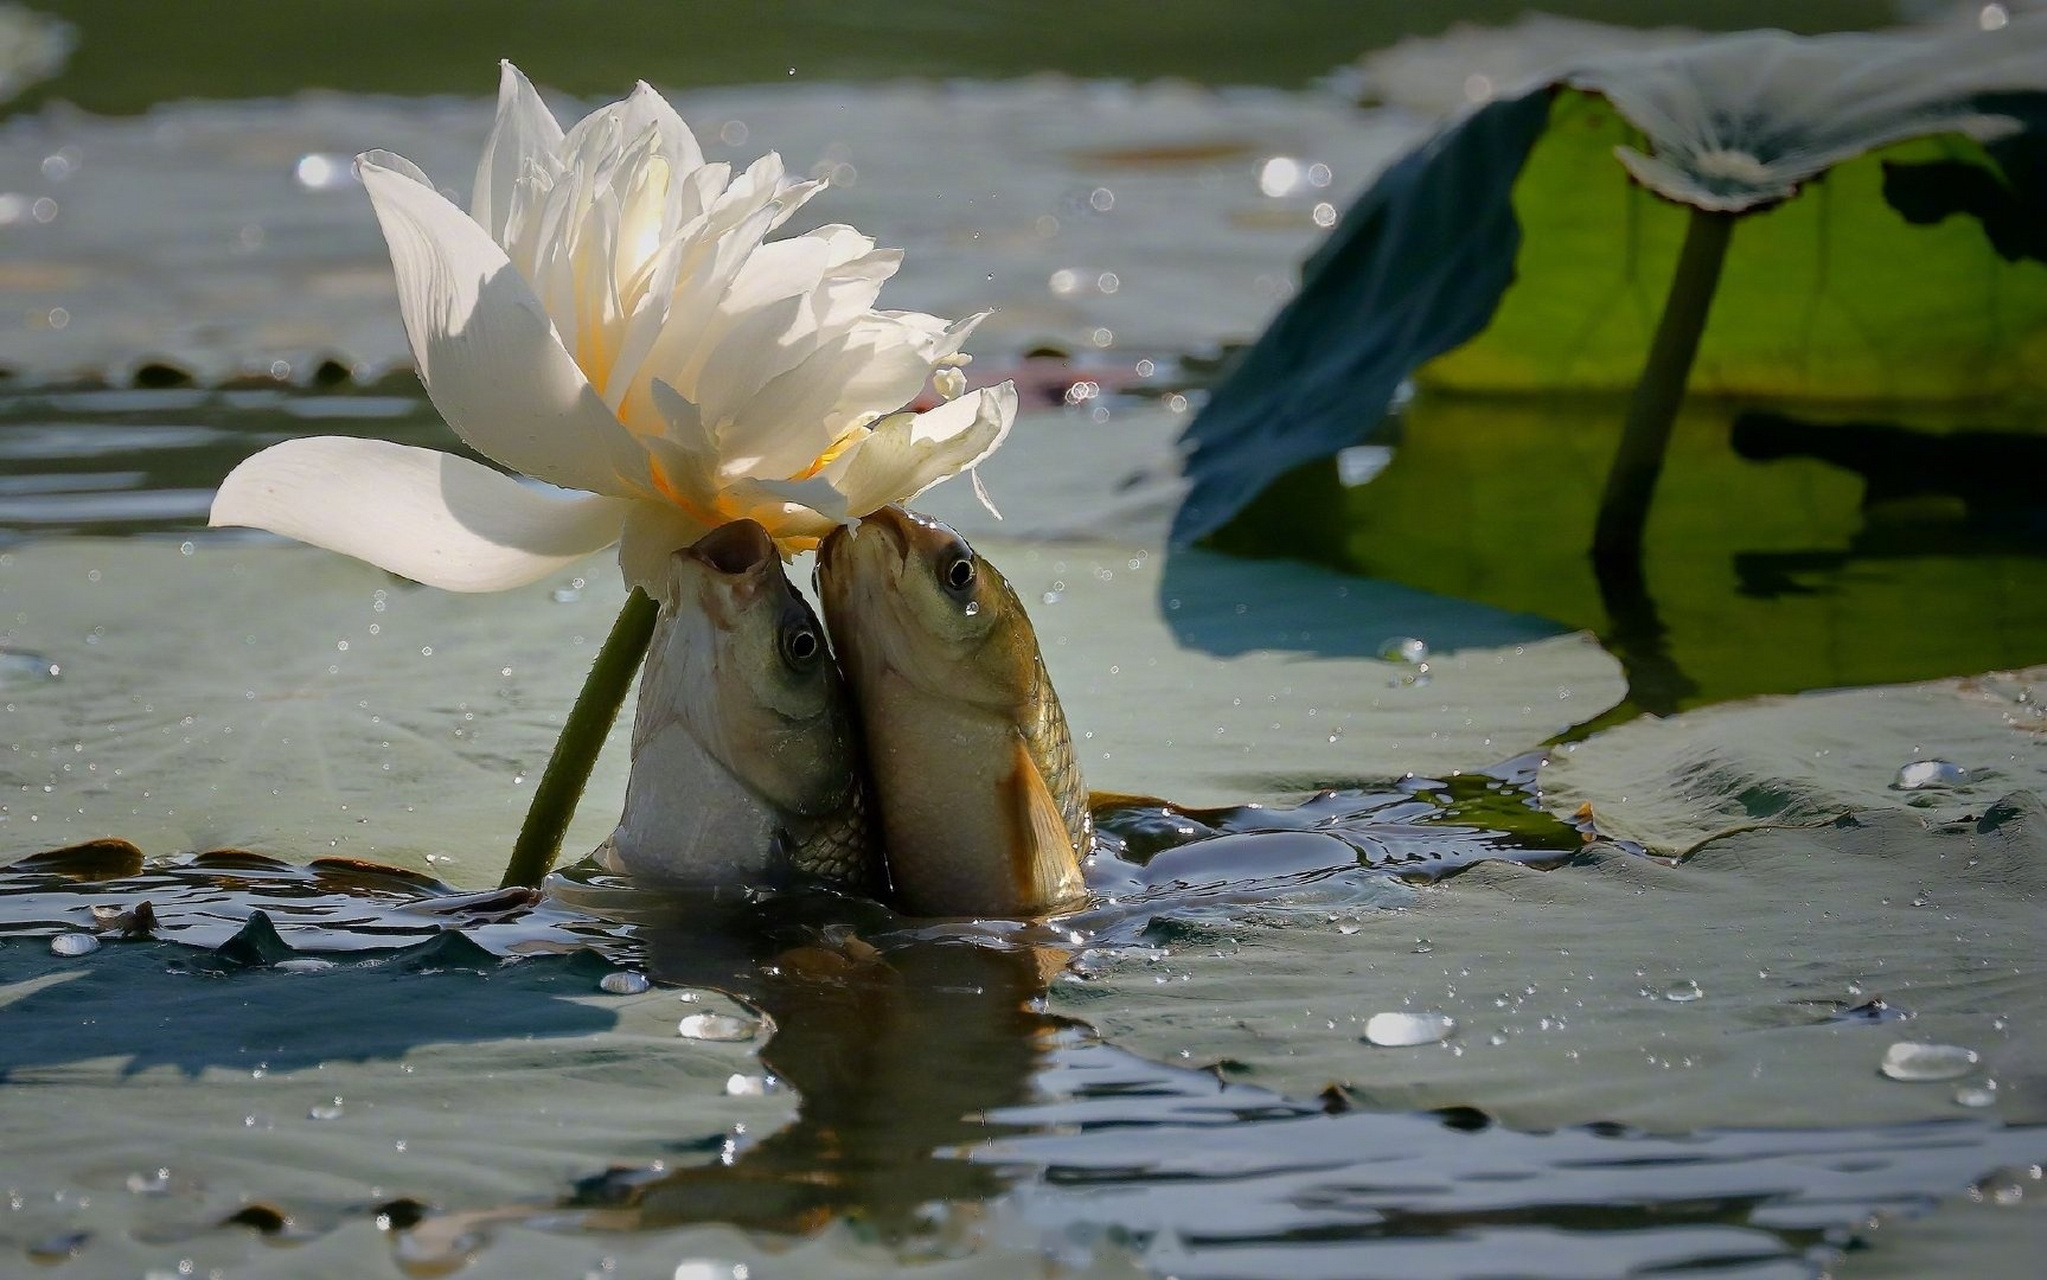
[582,930,1071,1240]
[1732,410,2047,528]
[4,812,2044,1275]
[535,763,1587,1242]
[0,382,464,542]
[1588,548,1696,720]
[1204,397,2047,715]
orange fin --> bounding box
[1006,737,1086,913]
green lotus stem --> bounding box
[1592,206,1737,570]
[501,586,659,888]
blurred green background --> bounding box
[16,0,1892,112]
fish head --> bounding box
[648,518,860,818]
[818,504,1089,917]
[815,504,1030,710]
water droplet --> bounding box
[1984,1175,2027,1206]
[1411,939,1434,954]
[292,153,354,191]
[1257,156,1302,198]
[1088,186,1115,212]
[1880,1041,1981,1081]
[1664,981,1704,1003]
[0,649,62,684]
[50,932,98,957]
[680,1013,759,1042]
[600,971,650,996]
[1894,759,1967,790]
[1363,1011,1456,1047]
[1835,996,1906,1023]
[1955,1080,1999,1108]
[308,1097,345,1121]
[25,1230,87,1263]
[724,1073,768,1096]
[1040,589,1063,605]
[963,601,981,617]
[124,1167,171,1195]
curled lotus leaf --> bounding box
[1175,17,2047,544]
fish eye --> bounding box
[780,624,823,670]
[938,545,976,597]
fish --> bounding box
[816,504,1089,917]
[602,518,878,893]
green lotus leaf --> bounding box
[1176,17,2047,544]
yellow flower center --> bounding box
[789,424,872,481]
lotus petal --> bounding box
[302,64,1009,590]
[762,382,1017,522]
[358,153,649,498]
[616,497,714,596]
[211,437,632,592]
[471,61,566,247]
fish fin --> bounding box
[1005,737,1086,913]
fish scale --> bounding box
[1020,621,1092,855]
[606,518,885,894]
[783,767,880,894]
[817,504,1091,916]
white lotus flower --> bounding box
[212,62,1014,591]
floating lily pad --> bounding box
[0,80,1414,386]
[0,422,1626,881]
[1080,773,2047,1133]
[1541,668,2045,853]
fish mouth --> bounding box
[680,518,781,622]
[688,518,777,577]
[821,505,913,579]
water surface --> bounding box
[7,785,2042,1276]
[3,11,2044,1275]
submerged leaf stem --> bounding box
[502,587,659,888]
[1592,206,1737,571]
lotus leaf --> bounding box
[1176,18,2047,549]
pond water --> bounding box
[4,5,2046,1277]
